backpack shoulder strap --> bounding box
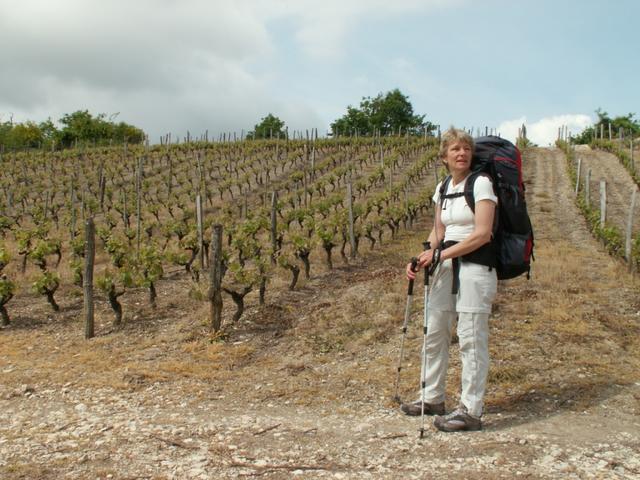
[464,172,480,213]
[462,171,495,213]
[438,175,453,206]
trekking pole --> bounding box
[419,241,432,439]
[393,257,419,404]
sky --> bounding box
[0,0,638,146]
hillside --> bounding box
[1,146,639,479]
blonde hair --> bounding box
[438,127,475,163]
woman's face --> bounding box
[444,140,472,175]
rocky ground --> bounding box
[1,147,639,479]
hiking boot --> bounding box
[400,400,445,416]
[433,405,482,432]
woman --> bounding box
[401,127,497,432]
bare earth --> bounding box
[1,147,639,479]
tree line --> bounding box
[249,89,436,140]
[573,108,640,143]
[0,110,145,151]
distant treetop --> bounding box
[247,113,286,140]
[574,108,640,143]
[331,88,435,137]
[0,110,145,150]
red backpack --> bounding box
[439,136,534,280]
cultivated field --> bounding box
[0,143,639,479]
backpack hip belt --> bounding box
[440,240,495,294]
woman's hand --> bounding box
[406,249,434,280]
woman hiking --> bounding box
[401,127,498,432]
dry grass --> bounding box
[1,173,639,434]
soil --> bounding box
[1,147,639,479]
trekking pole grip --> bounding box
[408,257,419,295]
[422,241,431,286]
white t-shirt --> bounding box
[432,174,497,243]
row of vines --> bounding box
[557,140,640,270]
[0,136,442,330]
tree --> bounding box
[330,106,371,137]
[6,122,44,149]
[247,113,286,140]
[56,110,145,147]
[38,118,58,146]
[331,89,433,137]
[574,108,640,143]
[0,111,144,150]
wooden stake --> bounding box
[196,194,204,271]
[599,180,607,226]
[136,157,143,255]
[347,183,356,259]
[626,188,638,269]
[84,218,96,340]
[585,169,591,208]
[271,191,278,265]
[209,224,223,332]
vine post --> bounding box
[347,182,356,259]
[303,170,308,208]
[84,218,96,340]
[70,182,77,238]
[599,180,607,227]
[136,157,143,255]
[209,224,223,332]
[196,194,204,271]
[619,127,624,149]
[270,191,278,265]
[626,188,638,271]
[585,169,592,208]
[575,158,582,195]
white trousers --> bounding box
[420,259,496,417]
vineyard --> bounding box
[1,139,640,479]
[0,135,440,330]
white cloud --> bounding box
[498,114,593,146]
[0,0,468,140]
[256,0,463,60]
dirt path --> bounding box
[1,148,639,479]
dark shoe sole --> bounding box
[433,416,482,432]
[434,423,482,432]
[401,402,445,416]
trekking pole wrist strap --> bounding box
[428,247,441,276]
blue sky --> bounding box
[0,0,638,145]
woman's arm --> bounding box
[406,205,445,279]
[425,205,445,252]
[439,199,495,262]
